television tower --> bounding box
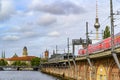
[94,0,100,40]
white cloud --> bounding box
[9,24,34,33]
[48,31,60,37]
[37,14,57,26]
[26,11,34,16]
[29,0,85,15]
[23,31,38,38]
[2,35,20,41]
[0,0,15,21]
[16,10,35,17]
[30,0,41,8]
[7,25,40,38]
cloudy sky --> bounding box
[0,0,120,58]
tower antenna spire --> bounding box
[94,0,100,40]
[96,0,98,18]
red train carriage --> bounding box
[114,32,120,46]
[88,45,93,54]
[102,37,111,50]
[78,49,86,55]
[78,32,120,56]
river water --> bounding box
[0,71,60,80]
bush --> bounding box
[31,57,40,66]
[0,59,8,66]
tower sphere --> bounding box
[94,18,100,29]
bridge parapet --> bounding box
[41,47,120,80]
[42,46,120,64]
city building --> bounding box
[44,49,49,59]
[7,46,36,66]
[48,52,73,63]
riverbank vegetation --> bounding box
[0,59,8,66]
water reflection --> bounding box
[0,71,59,80]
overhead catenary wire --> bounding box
[116,0,120,3]
[114,7,120,27]
[100,0,120,28]
[100,17,110,27]
[115,22,120,27]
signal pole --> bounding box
[110,0,120,69]
[67,38,71,68]
[86,22,92,67]
[56,45,58,54]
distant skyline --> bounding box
[0,0,120,57]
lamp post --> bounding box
[67,38,72,77]
[110,0,120,69]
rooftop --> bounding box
[7,56,36,61]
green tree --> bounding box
[12,61,21,66]
[20,62,28,66]
[0,59,8,66]
[11,61,28,66]
[31,57,40,66]
[103,25,110,39]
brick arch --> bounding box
[77,62,83,77]
[78,62,86,80]
[95,60,108,73]
[93,62,98,80]
[78,64,82,80]
[77,62,82,80]
[85,60,97,80]
[96,64,107,80]
[108,62,120,80]
[86,64,91,80]
[108,59,115,71]
[95,60,104,71]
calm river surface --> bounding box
[0,71,60,80]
